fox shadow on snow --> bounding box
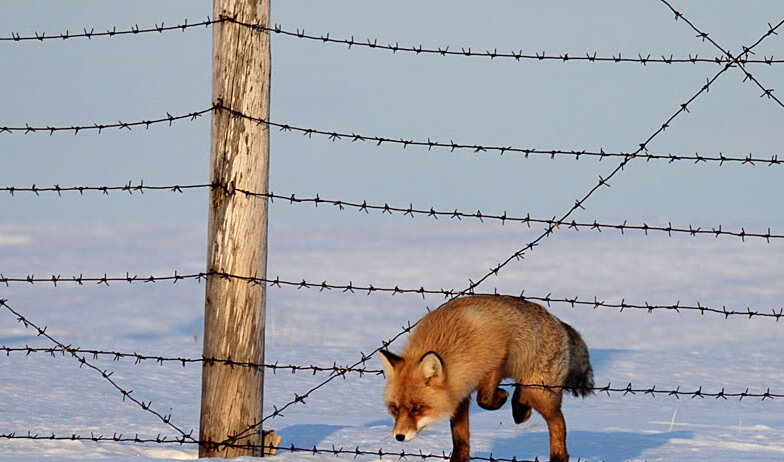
[481,349,690,461]
[485,430,692,462]
[278,350,676,460]
[277,424,349,448]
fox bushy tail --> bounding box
[561,322,594,397]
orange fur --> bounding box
[380,295,593,462]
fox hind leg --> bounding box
[511,386,532,424]
[476,367,508,411]
[525,388,568,462]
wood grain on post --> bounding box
[200,0,270,457]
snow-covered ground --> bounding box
[1,221,783,461]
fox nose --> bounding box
[395,434,405,442]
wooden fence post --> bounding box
[200,0,270,457]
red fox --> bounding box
[380,295,593,462]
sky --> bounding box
[1,1,783,229]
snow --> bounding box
[1,221,783,461]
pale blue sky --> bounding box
[2,1,783,228]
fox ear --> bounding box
[380,350,403,378]
[419,352,444,385]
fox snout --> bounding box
[394,431,418,442]
[394,429,415,442]
[392,417,418,442]
[390,411,421,442]
[393,414,436,442]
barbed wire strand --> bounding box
[4,386,783,462]
[227,20,784,447]
[1,271,782,320]
[6,346,784,401]
[0,346,383,376]
[5,104,782,166]
[3,13,782,70]
[658,1,784,110]
[2,182,781,242]
[0,299,197,443]
[0,17,218,42]
[0,108,210,134]
[220,15,783,67]
[0,182,210,195]
[455,72,726,296]
[217,104,784,166]
[0,434,570,462]
[1,380,779,457]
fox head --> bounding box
[380,350,454,442]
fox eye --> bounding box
[410,404,425,414]
[388,405,399,415]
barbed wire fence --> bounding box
[2,292,781,462]
[1,1,783,461]
[211,11,784,451]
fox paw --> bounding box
[511,400,532,424]
[448,443,470,462]
[549,453,569,462]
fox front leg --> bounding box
[449,397,471,462]
[476,367,508,411]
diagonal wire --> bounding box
[460,66,732,294]
[0,299,197,443]
[658,1,784,109]
[460,16,784,294]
